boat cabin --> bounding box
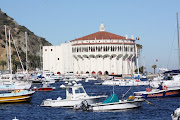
[66,84,88,100]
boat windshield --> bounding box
[75,88,85,93]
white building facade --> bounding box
[43,24,138,75]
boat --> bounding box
[85,77,97,82]
[134,85,180,98]
[0,90,35,103]
[171,107,180,120]
[41,83,107,107]
[102,79,149,86]
[32,82,55,91]
[0,74,32,91]
[150,75,180,89]
[12,117,19,120]
[76,93,144,111]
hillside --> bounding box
[0,8,52,72]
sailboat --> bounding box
[0,30,35,103]
[0,28,32,91]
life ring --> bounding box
[163,86,167,90]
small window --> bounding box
[58,58,59,60]
[51,49,53,51]
[45,49,47,51]
[69,88,72,94]
[75,90,79,93]
[79,88,85,93]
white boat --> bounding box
[171,107,180,120]
[102,79,149,86]
[85,77,97,82]
[150,75,180,89]
[78,93,144,111]
[12,117,19,120]
[0,74,32,91]
[41,83,106,107]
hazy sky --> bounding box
[0,0,180,72]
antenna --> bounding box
[177,13,180,69]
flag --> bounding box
[136,37,140,40]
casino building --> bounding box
[43,24,139,75]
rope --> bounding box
[145,100,174,111]
[167,29,176,68]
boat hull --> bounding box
[41,97,102,107]
[90,100,144,111]
[134,89,180,98]
[33,87,54,91]
[0,91,34,103]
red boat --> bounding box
[33,83,55,91]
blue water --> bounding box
[0,80,179,120]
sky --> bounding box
[0,0,180,73]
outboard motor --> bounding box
[73,100,90,111]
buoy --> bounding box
[60,84,66,89]
[68,82,72,86]
[72,81,76,84]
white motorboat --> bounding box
[171,107,180,120]
[77,93,144,111]
[41,83,106,107]
[102,79,149,86]
[85,77,97,82]
[150,75,180,89]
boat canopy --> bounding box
[102,93,119,104]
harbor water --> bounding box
[0,80,179,120]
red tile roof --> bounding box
[71,31,133,41]
[72,43,135,46]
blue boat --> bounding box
[134,87,180,98]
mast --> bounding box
[25,32,28,73]
[177,13,180,69]
[4,25,9,71]
[8,30,12,76]
[40,45,42,70]
[135,44,139,76]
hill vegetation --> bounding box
[0,8,52,72]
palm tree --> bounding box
[0,60,7,70]
[152,65,157,74]
[136,44,142,49]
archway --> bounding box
[92,71,96,74]
[104,71,109,75]
[98,71,102,75]
[86,71,89,74]
[57,72,61,74]
[81,71,83,74]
